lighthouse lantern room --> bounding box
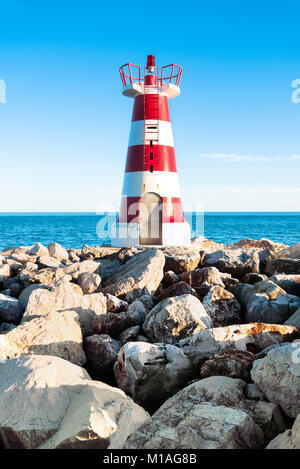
[112,55,191,247]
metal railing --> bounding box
[119,63,183,87]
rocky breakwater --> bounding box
[0,238,299,449]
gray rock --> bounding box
[0,355,149,449]
[0,310,86,366]
[119,325,140,345]
[201,248,260,279]
[266,414,300,449]
[0,322,16,334]
[241,273,268,284]
[162,247,200,274]
[0,293,23,323]
[102,249,165,302]
[265,257,300,276]
[114,341,193,411]
[143,294,212,344]
[245,293,300,324]
[136,294,154,311]
[202,285,241,327]
[27,243,49,257]
[84,334,121,378]
[269,274,300,296]
[285,308,300,329]
[251,343,300,418]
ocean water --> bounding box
[0,212,299,251]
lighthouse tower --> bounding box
[112,55,191,247]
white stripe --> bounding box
[122,171,181,198]
[128,120,174,147]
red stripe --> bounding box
[131,94,170,122]
[125,145,177,172]
[117,196,185,223]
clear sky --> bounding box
[0,0,299,212]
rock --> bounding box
[51,275,83,295]
[126,403,264,449]
[9,252,31,264]
[276,243,300,260]
[179,323,299,370]
[266,414,300,449]
[18,284,50,310]
[219,272,239,290]
[18,267,65,287]
[251,343,300,418]
[48,242,69,261]
[191,236,224,254]
[5,281,23,298]
[269,274,300,296]
[102,249,165,302]
[241,273,268,284]
[136,294,154,311]
[105,293,128,313]
[0,263,10,286]
[255,342,292,359]
[136,334,150,343]
[22,288,107,336]
[0,355,149,449]
[201,248,260,279]
[126,300,148,324]
[155,281,196,303]
[114,341,193,411]
[143,294,212,344]
[0,322,16,333]
[245,383,265,401]
[64,260,101,280]
[227,238,288,264]
[84,334,121,378]
[97,258,122,282]
[245,292,300,324]
[232,283,256,309]
[27,243,49,257]
[0,310,86,366]
[253,279,286,300]
[200,350,255,382]
[265,257,300,276]
[119,326,140,345]
[285,308,300,329]
[202,285,241,327]
[0,293,23,323]
[37,256,63,269]
[162,270,179,287]
[68,250,80,263]
[125,376,282,449]
[77,272,101,294]
[92,312,137,338]
[162,247,200,274]
[180,267,225,289]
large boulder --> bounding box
[37,256,63,269]
[276,243,300,260]
[18,284,50,310]
[22,288,107,336]
[267,414,300,449]
[245,292,300,324]
[265,257,300,276]
[84,334,121,379]
[269,274,300,296]
[27,243,49,257]
[18,267,66,287]
[102,249,165,302]
[0,293,23,323]
[200,350,255,382]
[161,247,200,274]
[253,279,286,300]
[0,355,149,449]
[202,285,241,327]
[179,323,299,370]
[125,376,282,449]
[143,294,212,344]
[0,311,86,366]
[155,281,196,303]
[64,260,101,280]
[201,248,260,279]
[48,242,69,261]
[251,343,300,419]
[285,308,300,329]
[77,272,101,294]
[180,267,225,298]
[114,341,193,411]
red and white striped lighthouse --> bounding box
[112,55,191,247]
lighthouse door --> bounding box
[139,192,162,245]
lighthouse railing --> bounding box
[160,64,183,87]
[119,63,143,86]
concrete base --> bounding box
[111,222,191,247]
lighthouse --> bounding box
[112,55,191,247]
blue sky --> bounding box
[0,0,299,212]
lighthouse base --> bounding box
[111,222,191,247]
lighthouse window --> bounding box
[150,140,153,147]
[150,165,153,173]
[150,152,153,160]
[147,126,157,130]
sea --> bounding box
[0,212,299,251]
